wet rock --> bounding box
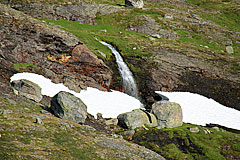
[151,101,183,129]
[51,91,87,124]
[117,109,158,129]
[97,50,106,58]
[11,79,42,102]
[125,0,144,8]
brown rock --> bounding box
[70,45,101,65]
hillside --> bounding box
[0,0,240,159]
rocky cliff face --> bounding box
[0,4,112,95]
[138,47,240,110]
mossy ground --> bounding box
[0,98,104,159]
[13,63,40,72]
[133,124,240,160]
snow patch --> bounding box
[156,91,240,130]
[10,73,240,130]
[10,72,142,118]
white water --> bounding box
[99,40,140,99]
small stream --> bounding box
[98,40,140,100]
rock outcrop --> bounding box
[3,2,126,25]
[51,91,87,124]
[128,15,179,40]
[0,4,113,94]
[11,79,42,102]
[125,0,144,8]
[117,109,157,129]
[151,101,183,129]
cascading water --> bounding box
[98,40,140,100]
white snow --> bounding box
[10,72,142,118]
[156,91,240,130]
[10,72,240,130]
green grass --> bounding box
[0,98,105,159]
[186,0,240,32]
[44,18,152,60]
[13,63,40,72]
[40,0,239,74]
[133,123,240,160]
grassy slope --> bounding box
[41,0,239,73]
[1,97,239,159]
[0,98,104,159]
[133,124,240,160]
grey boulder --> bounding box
[51,91,87,124]
[11,79,42,102]
[117,109,157,129]
[151,101,183,129]
[125,0,144,8]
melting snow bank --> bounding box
[10,73,240,130]
[10,73,142,118]
[156,91,240,130]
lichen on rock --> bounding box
[151,101,183,129]
[51,91,87,124]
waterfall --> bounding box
[98,40,140,100]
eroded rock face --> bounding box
[117,109,157,129]
[51,91,87,124]
[11,79,42,102]
[151,101,183,129]
[128,15,179,40]
[136,48,240,111]
[125,0,144,8]
[3,2,126,24]
[0,4,113,93]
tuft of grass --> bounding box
[13,63,40,72]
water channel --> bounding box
[98,40,140,100]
